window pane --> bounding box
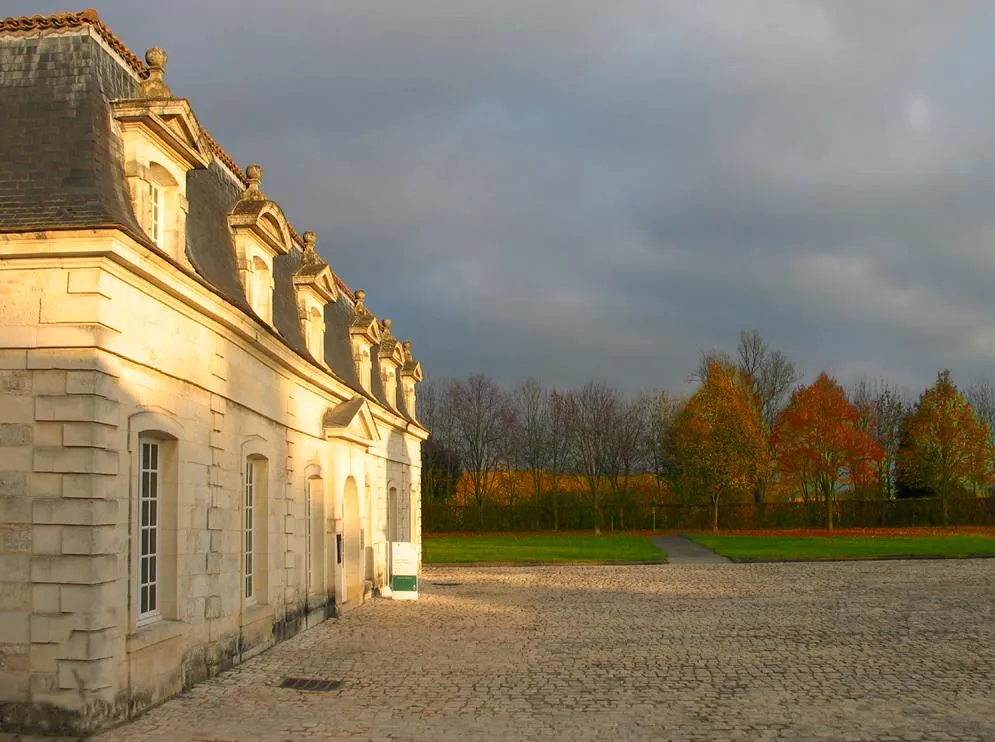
[139,440,160,618]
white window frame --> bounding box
[304,480,313,596]
[148,180,162,244]
[138,438,160,625]
[244,458,255,604]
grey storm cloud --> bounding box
[10,0,995,395]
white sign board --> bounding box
[390,541,418,600]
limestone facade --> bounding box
[0,10,426,735]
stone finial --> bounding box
[141,47,172,99]
[403,340,413,361]
[382,318,393,337]
[301,231,320,264]
[354,289,368,314]
[243,164,266,201]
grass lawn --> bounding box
[423,532,667,564]
[689,533,995,562]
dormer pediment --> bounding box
[293,231,338,305]
[401,340,424,382]
[294,266,337,305]
[112,97,212,170]
[348,289,381,346]
[377,319,404,369]
[322,397,381,446]
[228,199,293,258]
[402,359,424,382]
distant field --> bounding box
[689,530,995,562]
[423,533,668,564]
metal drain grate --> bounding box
[430,581,462,586]
[279,677,342,692]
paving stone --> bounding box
[70,560,995,741]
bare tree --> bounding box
[647,391,688,503]
[514,378,549,528]
[494,405,522,509]
[418,377,462,501]
[693,330,799,426]
[736,330,800,427]
[447,375,510,528]
[546,389,572,531]
[569,381,621,534]
[604,394,650,530]
[966,378,995,448]
[692,330,799,520]
[851,377,910,499]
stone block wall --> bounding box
[0,248,423,734]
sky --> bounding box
[11,1,995,397]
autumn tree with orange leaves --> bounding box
[897,370,993,526]
[774,373,883,530]
[674,361,763,532]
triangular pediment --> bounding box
[294,263,338,304]
[322,396,381,446]
[111,97,212,169]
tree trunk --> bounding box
[753,484,765,529]
[711,494,720,533]
[533,474,542,530]
[825,491,833,531]
[593,487,601,535]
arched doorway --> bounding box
[343,477,363,604]
[387,485,398,580]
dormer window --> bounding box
[378,319,403,409]
[357,348,371,389]
[307,307,325,362]
[149,181,161,242]
[228,165,294,326]
[349,289,381,393]
[111,48,211,266]
[293,231,338,365]
[400,340,423,418]
[245,255,273,322]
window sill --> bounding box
[127,618,188,653]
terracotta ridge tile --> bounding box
[1,8,145,75]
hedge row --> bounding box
[422,496,995,532]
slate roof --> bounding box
[0,9,421,424]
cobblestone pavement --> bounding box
[87,560,995,741]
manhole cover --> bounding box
[279,677,342,692]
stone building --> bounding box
[0,9,427,735]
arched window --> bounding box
[129,410,182,629]
[248,255,273,323]
[129,161,184,263]
[304,475,325,598]
[244,454,269,606]
[308,306,325,364]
